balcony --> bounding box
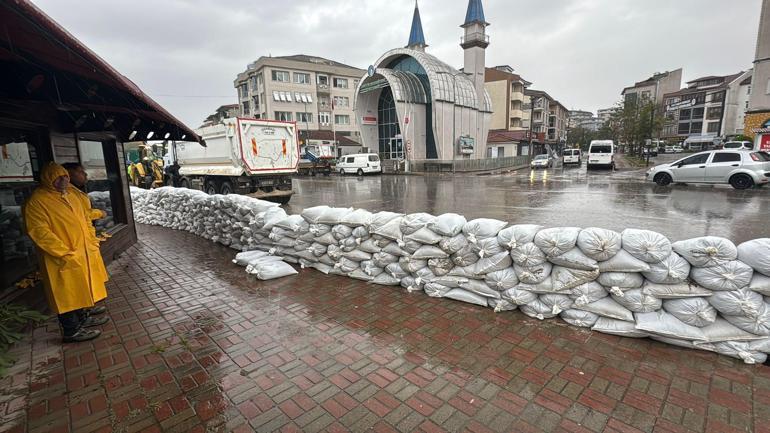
[460,32,490,48]
[316,83,330,94]
[509,109,524,119]
[511,91,524,101]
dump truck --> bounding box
[172,118,299,204]
[298,143,335,176]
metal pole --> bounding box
[453,76,456,174]
[528,97,536,163]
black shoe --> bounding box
[87,306,107,316]
[81,316,110,328]
[63,328,101,343]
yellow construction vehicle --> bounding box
[127,143,164,189]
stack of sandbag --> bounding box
[232,250,298,280]
[0,206,35,260]
[128,187,770,364]
[88,191,115,232]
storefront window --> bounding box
[76,139,124,235]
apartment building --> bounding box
[661,72,743,144]
[723,70,753,137]
[523,90,568,146]
[200,104,239,127]
[622,69,682,106]
[597,107,618,125]
[567,110,593,129]
[483,66,532,130]
[233,54,366,140]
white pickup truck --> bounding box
[173,118,299,203]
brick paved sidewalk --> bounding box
[2,224,770,433]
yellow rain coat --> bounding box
[23,163,108,314]
[67,185,109,303]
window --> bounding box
[346,157,354,163]
[678,123,690,134]
[712,153,741,163]
[242,102,250,115]
[333,77,348,89]
[296,112,313,123]
[294,72,310,84]
[746,101,750,110]
[317,75,329,86]
[249,76,257,90]
[238,84,248,98]
[274,111,292,121]
[252,95,260,110]
[333,96,349,107]
[709,92,724,103]
[271,70,289,82]
[318,112,330,125]
[706,107,722,120]
[368,155,379,162]
[690,122,703,133]
[766,78,770,95]
[272,91,280,102]
[748,85,752,95]
[692,108,704,119]
[679,109,691,120]
[498,146,505,157]
[679,153,710,166]
[707,122,720,133]
[335,114,350,125]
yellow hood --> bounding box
[40,162,69,191]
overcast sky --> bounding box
[35,0,762,127]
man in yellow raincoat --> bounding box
[24,162,109,342]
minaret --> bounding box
[461,0,489,109]
[406,1,427,52]
[748,0,770,113]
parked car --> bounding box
[645,150,770,189]
[642,147,658,157]
[672,146,684,153]
[587,140,615,170]
[723,141,753,150]
[337,153,382,175]
[663,145,675,153]
[530,154,553,169]
[562,149,582,165]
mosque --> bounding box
[354,0,493,171]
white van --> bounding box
[337,153,382,175]
[587,140,615,170]
[563,149,582,165]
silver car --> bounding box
[646,150,770,189]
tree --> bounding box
[566,126,595,150]
[608,98,664,155]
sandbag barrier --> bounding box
[129,187,770,364]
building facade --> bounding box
[484,66,531,131]
[597,107,618,125]
[568,110,593,129]
[745,0,770,138]
[622,69,683,106]
[661,73,742,145]
[201,104,239,127]
[354,0,492,170]
[723,70,753,137]
[234,55,365,142]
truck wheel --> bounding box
[357,168,364,176]
[220,181,234,195]
[275,195,291,205]
[179,177,191,189]
[204,180,218,195]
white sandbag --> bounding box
[280,255,299,264]
[260,207,289,230]
[342,250,372,262]
[308,223,332,236]
[736,238,770,277]
[401,276,423,292]
[443,289,488,307]
[690,261,754,292]
[662,298,717,328]
[540,293,574,315]
[439,234,469,254]
[351,226,369,240]
[459,279,501,299]
[514,262,552,285]
[575,297,634,322]
[634,310,706,341]
[359,239,383,254]
[400,213,436,235]
[698,318,767,343]
[372,252,399,268]
[552,267,600,292]
[708,289,764,318]
[597,272,644,289]
[534,227,581,257]
[307,242,327,257]
[327,245,345,261]
[372,273,402,286]
[317,254,335,266]
[274,215,309,233]
[252,261,298,280]
[427,213,467,237]
[334,258,359,273]
[360,261,384,277]
[399,256,428,274]
[485,268,519,291]
[641,281,712,299]
[521,299,558,320]
[427,258,453,276]
[401,240,423,254]
[502,287,538,305]
[621,228,672,263]
[592,317,648,338]
[548,248,598,271]
[317,207,354,225]
[405,227,443,245]
[611,289,662,313]
[472,238,506,258]
[233,250,268,266]
[497,224,544,250]
[382,242,408,257]
[515,278,557,294]
[367,211,403,231]
[749,273,770,296]
[412,245,449,260]
[597,250,651,273]
[474,252,513,275]
[489,298,518,312]
[642,252,690,284]
[301,205,330,223]
[510,243,547,267]
[414,267,437,285]
[570,282,609,307]
[452,245,479,268]
[244,256,285,273]
[371,217,404,241]
[431,276,469,288]
[463,218,508,243]
[331,224,354,241]
[300,260,333,275]
[710,341,768,364]
[650,336,706,350]
[348,269,375,281]
[672,236,737,267]
[315,232,339,246]
[424,282,451,298]
[385,262,409,279]
[340,209,374,227]
[576,228,622,261]
[723,305,770,336]
[560,309,599,328]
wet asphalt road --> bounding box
[285,153,770,244]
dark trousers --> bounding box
[58,309,86,337]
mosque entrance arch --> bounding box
[377,87,404,160]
